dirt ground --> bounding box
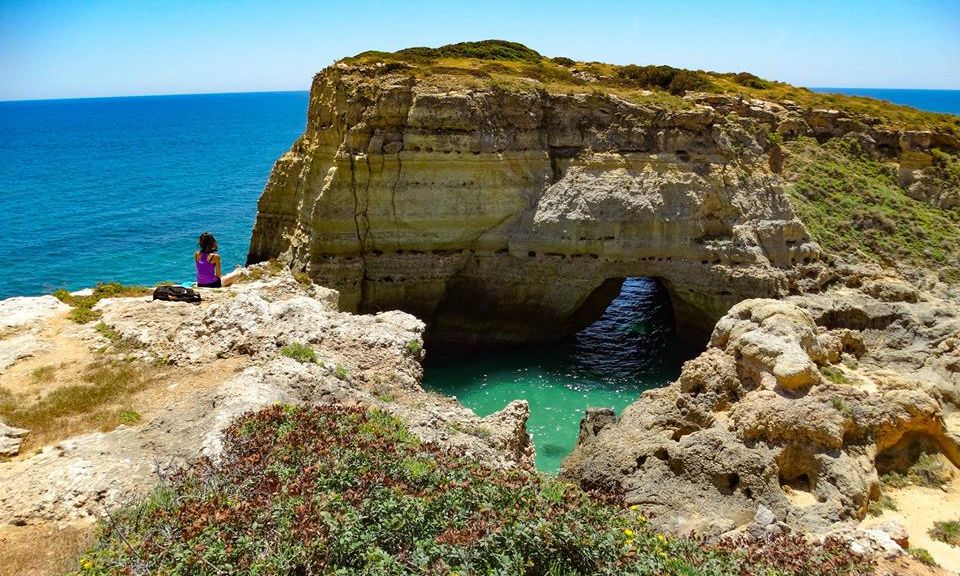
[863,473,960,573]
[1,306,247,575]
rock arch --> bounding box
[247,64,819,347]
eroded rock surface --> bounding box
[247,64,830,346]
[562,276,960,538]
[0,272,533,525]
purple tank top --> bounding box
[196,252,218,285]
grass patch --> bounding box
[80,405,874,575]
[341,41,959,134]
[930,519,960,547]
[94,322,121,342]
[867,493,898,516]
[820,365,849,385]
[240,259,285,283]
[334,365,348,380]
[0,360,156,450]
[909,547,938,566]
[405,339,422,354]
[292,270,312,285]
[30,364,57,383]
[280,342,317,364]
[783,137,960,269]
[53,282,151,324]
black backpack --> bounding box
[152,285,202,304]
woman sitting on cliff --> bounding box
[195,232,240,288]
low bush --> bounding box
[80,405,873,575]
[930,519,960,546]
[280,342,317,364]
[909,547,937,566]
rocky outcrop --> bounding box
[0,271,533,525]
[247,63,826,347]
[247,60,959,348]
[561,277,960,538]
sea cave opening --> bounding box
[421,277,699,472]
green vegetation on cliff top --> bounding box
[81,405,873,575]
[344,40,959,133]
[784,136,960,276]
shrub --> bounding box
[867,494,898,516]
[551,56,575,67]
[280,342,317,364]
[930,519,960,546]
[909,547,937,566]
[616,64,713,95]
[334,365,348,380]
[405,340,423,354]
[821,365,848,384]
[80,406,874,576]
[394,40,544,63]
[909,453,954,487]
[732,72,772,89]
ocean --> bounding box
[0,91,309,299]
[0,88,958,300]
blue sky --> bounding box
[1,0,958,100]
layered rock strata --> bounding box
[247,64,827,346]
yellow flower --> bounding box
[638,514,648,522]
[625,539,634,546]
[80,559,93,570]
[629,504,639,511]
[623,528,634,537]
[656,533,667,543]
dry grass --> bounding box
[30,364,58,384]
[0,523,95,576]
[53,282,151,324]
[342,41,959,133]
[0,359,157,451]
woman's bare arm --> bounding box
[213,254,223,278]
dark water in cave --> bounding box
[422,278,699,472]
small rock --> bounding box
[878,520,909,549]
[754,504,776,527]
[0,420,30,457]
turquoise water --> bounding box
[0,92,309,299]
[422,278,698,472]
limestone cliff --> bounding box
[248,46,959,347]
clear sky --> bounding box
[1,0,958,101]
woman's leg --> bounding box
[221,267,242,287]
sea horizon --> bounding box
[1,87,958,300]
[3,86,960,104]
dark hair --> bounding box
[198,232,218,253]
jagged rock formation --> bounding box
[561,268,960,538]
[247,52,959,348]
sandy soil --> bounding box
[0,305,249,575]
[864,473,960,574]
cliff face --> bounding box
[248,65,824,346]
[248,55,960,347]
